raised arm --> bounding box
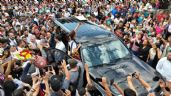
[73,22,82,32]
[43,72,50,96]
[5,59,16,80]
[112,83,124,96]
[127,75,137,94]
[61,60,71,90]
[62,60,70,80]
[27,75,40,96]
[134,72,151,91]
[84,64,92,85]
[101,77,112,96]
[159,80,171,96]
[157,48,162,59]
[30,79,41,96]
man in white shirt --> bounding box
[28,35,40,49]
[156,51,171,81]
[8,32,17,46]
[162,36,171,57]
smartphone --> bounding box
[110,79,114,85]
[132,72,136,77]
[165,87,170,92]
[46,65,52,71]
[40,83,46,90]
[61,89,66,92]
[39,69,46,76]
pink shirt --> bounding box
[155,26,163,35]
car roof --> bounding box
[53,17,116,43]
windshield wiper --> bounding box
[111,58,122,64]
[89,64,104,68]
[90,58,122,68]
[89,55,131,68]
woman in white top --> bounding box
[147,43,162,69]
[68,23,82,55]
[55,35,66,52]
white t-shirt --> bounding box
[156,57,171,81]
[55,41,66,52]
[168,24,171,33]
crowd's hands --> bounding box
[84,64,92,86]
[29,73,43,96]
[101,77,112,96]
[127,74,133,81]
[31,73,40,85]
[159,79,166,88]
[73,22,82,32]
[84,64,89,72]
[48,65,56,75]
[128,72,154,95]
[43,71,51,82]
[31,77,42,96]
[63,89,71,96]
[133,72,141,80]
[43,70,51,96]
[127,73,137,94]
[102,77,107,85]
[84,63,95,92]
[7,75,13,80]
[61,60,70,80]
[159,80,171,96]
[127,72,142,80]
[61,60,67,69]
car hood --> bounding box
[89,55,158,95]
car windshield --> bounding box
[82,40,130,67]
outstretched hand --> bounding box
[134,72,141,79]
[127,75,133,81]
[61,60,67,69]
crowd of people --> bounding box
[0,0,171,96]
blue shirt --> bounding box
[111,9,118,16]
[137,16,143,24]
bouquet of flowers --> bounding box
[13,49,32,60]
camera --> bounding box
[132,72,136,77]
